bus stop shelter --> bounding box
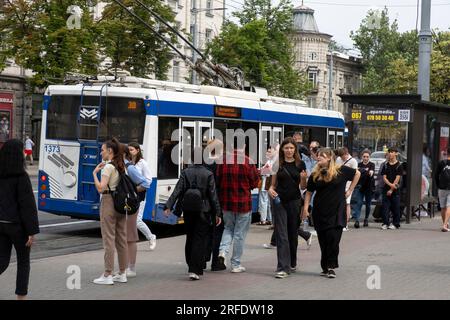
[339,94,450,224]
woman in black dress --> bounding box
[302,148,360,279]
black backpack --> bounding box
[182,175,203,213]
[438,161,450,190]
[109,171,140,215]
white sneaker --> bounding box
[93,274,114,285]
[388,224,397,230]
[149,237,157,251]
[275,271,289,279]
[231,266,246,273]
[381,224,388,230]
[112,273,127,283]
[263,243,276,249]
[189,273,200,280]
[343,225,349,232]
[126,269,137,278]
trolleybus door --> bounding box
[328,129,336,149]
[260,126,282,166]
[336,131,344,148]
[180,121,212,174]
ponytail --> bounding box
[104,137,125,174]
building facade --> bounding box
[291,5,363,114]
[163,0,224,83]
[94,1,224,84]
[0,63,43,155]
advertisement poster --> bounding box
[0,110,11,143]
[0,92,14,144]
[440,126,449,160]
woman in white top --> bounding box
[92,137,128,285]
[128,142,156,254]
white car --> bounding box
[371,151,407,175]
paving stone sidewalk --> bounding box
[1,216,449,300]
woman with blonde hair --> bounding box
[302,148,360,279]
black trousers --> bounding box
[0,223,31,295]
[270,199,310,247]
[184,212,211,275]
[317,227,343,272]
[205,219,224,267]
[274,199,301,273]
[271,221,310,245]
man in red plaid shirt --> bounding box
[216,131,260,273]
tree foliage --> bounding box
[0,0,100,87]
[351,8,450,104]
[207,0,311,99]
[98,0,175,79]
[0,0,176,88]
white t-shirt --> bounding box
[337,156,358,194]
[25,138,34,150]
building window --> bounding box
[308,52,317,61]
[206,0,213,16]
[205,29,212,43]
[308,71,318,88]
[173,61,180,83]
[168,0,178,13]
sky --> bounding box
[225,0,450,49]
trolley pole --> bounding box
[418,0,431,101]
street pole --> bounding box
[418,0,431,101]
[191,0,198,85]
[328,51,333,110]
[223,0,226,27]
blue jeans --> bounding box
[351,187,373,221]
[219,211,252,268]
[382,193,400,227]
[258,190,272,222]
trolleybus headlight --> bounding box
[41,193,46,199]
[41,175,47,182]
[41,185,47,191]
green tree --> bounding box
[350,8,401,93]
[98,0,175,79]
[0,0,100,88]
[207,0,310,99]
[0,0,177,86]
[429,30,450,104]
[351,8,449,104]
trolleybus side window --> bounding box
[46,95,79,140]
[213,120,259,164]
[158,117,179,179]
[99,97,145,143]
[310,127,327,147]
